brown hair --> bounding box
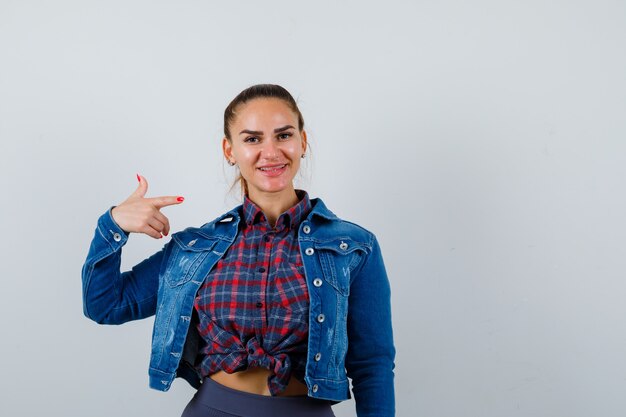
[223,84,306,197]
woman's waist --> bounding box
[208,367,309,397]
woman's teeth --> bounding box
[259,165,286,171]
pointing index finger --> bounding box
[150,196,185,209]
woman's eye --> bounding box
[278,133,292,140]
[244,136,259,143]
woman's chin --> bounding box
[249,180,294,196]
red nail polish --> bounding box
[177,197,184,202]
[136,173,141,182]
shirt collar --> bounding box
[243,189,312,230]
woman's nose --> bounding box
[260,139,280,159]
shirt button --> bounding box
[313,278,323,287]
[264,235,271,242]
[248,348,254,354]
[303,225,311,234]
[305,248,314,256]
[256,302,263,308]
[258,267,266,273]
[113,232,121,242]
[317,313,325,323]
[314,352,322,361]
[312,384,319,393]
[339,241,348,250]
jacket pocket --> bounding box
[163,235,219,287]
[314,237,367,296]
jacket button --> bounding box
[314,352,322,361]
[303,225,311,234]
[113,232,121,242]
[312,384,319,393]
[313,278,323,287]
[317,313,325,323]
[339,241,348,250]
[305,248,314,256]
[187,239,197,247]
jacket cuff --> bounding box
[97,205,130,251]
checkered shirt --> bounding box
[193,189,312,396]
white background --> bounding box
[1,1,625,416]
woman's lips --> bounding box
[257,164,287,177]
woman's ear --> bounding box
[301,130,307,155]
[222,137,234,163]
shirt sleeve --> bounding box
[81,206,169,324]
[345,233,396,417]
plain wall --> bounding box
[1,1,625,416]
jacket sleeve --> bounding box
[81,206,169,325]
[345,233,396,417]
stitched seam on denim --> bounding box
[168,248,215,291]
[82,263,95,318]
[330,287,340,374]
[157,287,183,368]
[84,228,123,319]
[347,250,364,272]
[319,251,336,288]
[96,221,116,252]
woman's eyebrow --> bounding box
[239,125,295,135]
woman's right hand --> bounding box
[110,174,184,239]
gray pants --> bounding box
[181,376,336,417]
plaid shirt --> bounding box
[193,189,312,395]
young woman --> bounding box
[81,84,396,417]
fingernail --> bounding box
[164,231,168,236]
[177,197,184,202]
[136,173,141,182]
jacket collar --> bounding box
[307,197,338,222]
[214,206,242,224]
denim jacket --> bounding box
[82,197,395,417]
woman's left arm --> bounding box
[345,233,396,417]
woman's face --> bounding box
[223,98,307,199]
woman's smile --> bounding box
[257,163,288,176]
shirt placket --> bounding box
[255,223,272,334]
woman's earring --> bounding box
[228,160,236,166]
[301,153,306,159]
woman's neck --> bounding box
[247,188,300,227]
